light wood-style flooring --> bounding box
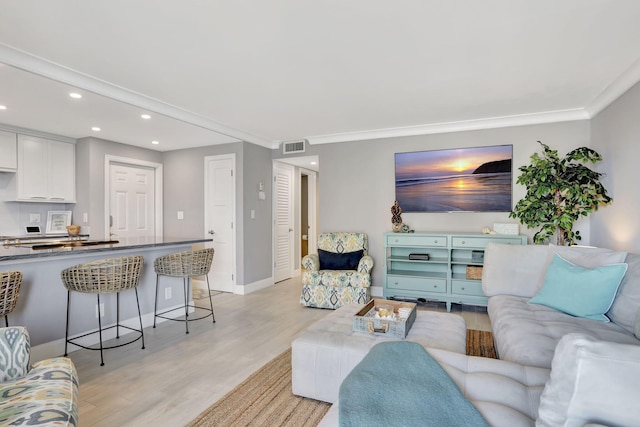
[72,277,490,426]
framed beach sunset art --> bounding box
[395,145,513,212]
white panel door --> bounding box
[204,154,236,293]
[273,162,294,283]
[109,163,155,239]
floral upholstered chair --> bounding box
[0,327,79,426]
[300,232,373,309]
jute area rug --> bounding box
[187,330,495,427]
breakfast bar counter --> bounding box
[0,236,212,360]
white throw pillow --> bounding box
[536,333,640,427]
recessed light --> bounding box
[91,127,101,132]
[0,105,7,110]
[152,140,159,145]
[69,92,82,99]
[310,161,317,165]
[141,114,151,119]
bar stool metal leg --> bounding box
[205,275,215,323]
[97,294,105,366]
[153,275,160,328]
[183,277,190,334]
[64,290,71,357]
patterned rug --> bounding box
[188,330,495,427]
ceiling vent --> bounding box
[282,139,306,154]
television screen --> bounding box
[395,145,513,212]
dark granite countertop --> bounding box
[0,236,212,262]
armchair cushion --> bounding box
[318,249,363,270]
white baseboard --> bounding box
[370,286,383,298]
[238,277,274,295]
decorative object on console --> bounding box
[395,145,512,212]
[390,200,403,232]
[493,222,519,235]
[510,141,612,245]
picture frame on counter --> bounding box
[46,211,72,234]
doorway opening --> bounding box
[272,156,318,282]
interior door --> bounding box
[204,154,236,293]
[273,162,294,283]
[109,163,155,239]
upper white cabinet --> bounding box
[17,135,76,203]
[0,130,17,172]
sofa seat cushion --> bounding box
[488,295,639,368]
[301,270,371,288]
[428,348,550,427]
[318,348,551,427]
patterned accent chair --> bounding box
[0,327,79,426]
[300,232,374,309]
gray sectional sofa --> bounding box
[319,243,640,426]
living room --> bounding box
[2,2,640,426]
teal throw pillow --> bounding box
[529,253,628,322]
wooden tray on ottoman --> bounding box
[352,299,417,339]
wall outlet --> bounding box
[177,211,184,220]
[95,303,105,318]
[165,287,172,300]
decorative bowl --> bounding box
[66,225,81,237]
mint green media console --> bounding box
[383,232,527,311]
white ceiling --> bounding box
[1,1,640,152]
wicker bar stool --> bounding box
[0,271,22,327]
[61,255,145,366]
[153,248,215,334]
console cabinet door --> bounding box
[17,135,75,202]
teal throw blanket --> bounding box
[339,341,489,427]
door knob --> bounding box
[208,230,216,235]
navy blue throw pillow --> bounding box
[318,249,364,270]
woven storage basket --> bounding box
[466,265,483,280]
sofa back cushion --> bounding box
[607,252,640,334]
[536,333,640,427]
[482,243,628,299]
[482,243,551,297]
[317,232,368,255]
[0,327,30,382]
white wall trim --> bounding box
[104,155,163,239]
[237,277,274,295]
[0,43,268,148]
[586,56,640,118]
[305,109,590,145]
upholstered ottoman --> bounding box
[292,303,467,403]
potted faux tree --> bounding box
[510,141,612,246]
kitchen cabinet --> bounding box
[0,130,17,172]
[17,135,76,202]
[383,232,527,311]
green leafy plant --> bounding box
[509,141,612,246]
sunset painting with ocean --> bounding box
[395,145,512,212]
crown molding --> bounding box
[305,109,590,145]
[585,56,640,118]
[0,43,272,148]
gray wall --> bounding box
[75,137,163,239]
[242,142,274,284]
[285,121,591,289]
[590,80,640,253]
